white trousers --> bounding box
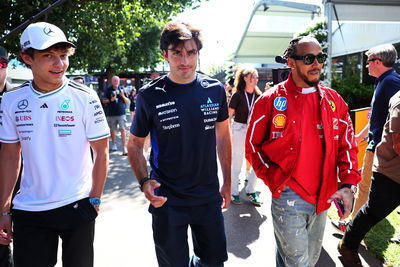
[231,121,257,196]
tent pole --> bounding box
[325,1,333,87]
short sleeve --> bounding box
[229,92,240,110]
[217,85,229,122]
[84,92,110,141]
[130,93,151,137]
[0,96,19,143]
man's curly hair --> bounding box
[282,36,304,59]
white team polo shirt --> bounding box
[0,79,110,211]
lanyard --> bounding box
[245,91,255,113]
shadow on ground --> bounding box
[103,149,143,201]
[223,190,267,259]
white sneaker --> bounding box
[122,147,128,156]
[110,143,118,151]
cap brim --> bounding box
[26,40,76,51]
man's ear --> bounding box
[287,58,295,69]
[20,53,33,66]
[162,50,168,61]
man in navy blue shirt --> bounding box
[333,44,400,234]
[338,44,400,266]
[127,21,231,267]
[103,75,129,155]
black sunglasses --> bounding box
[291,53,327,65]
[367,58,381,63]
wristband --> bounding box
[0,212,11,216]
[341,184,357,194]
[139,177,153,192]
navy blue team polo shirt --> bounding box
[131,74,228,206]
[368,69,400,152]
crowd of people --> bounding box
[0,18,399,267]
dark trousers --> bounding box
[0,245,12,267]
[12,198,97,267]
[149,201,228,267]
[343,172,400,250]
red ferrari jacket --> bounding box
[245,74,361,214]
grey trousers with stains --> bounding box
[272,188,327,267]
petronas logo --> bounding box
[60,99,71,110]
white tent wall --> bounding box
[233,0,321,65]
[324,0,400,84]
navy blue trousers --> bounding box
[149,200,227,267]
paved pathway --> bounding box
[56,147,383,266]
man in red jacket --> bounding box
[245,36,361,267]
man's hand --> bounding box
[110,93,117,102]
[143,180,167,208]
[0,215,12,245]
[328,188,354,220]
[220,183,231,209]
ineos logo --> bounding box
[17,99,29,110]
[43,27,55,36]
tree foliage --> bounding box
[296,20,327,51]
[0,0,204,74]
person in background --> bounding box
[103,75,130,156]
[332,44,400,233]
[0,46,13,267]
[128,87,136,121]
[229,66,262,206]
[246,36,360,267]
[150,71,160,80]
[72,76,85,85]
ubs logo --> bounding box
[16,115,31,122]
[43,27,55,36]
[17,99,29,110]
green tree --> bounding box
[296,20,327,50]
[0,0,205,79]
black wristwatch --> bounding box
[341,184,357,194]
[139,177,153,192]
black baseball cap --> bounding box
[0,46,8,62]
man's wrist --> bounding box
[341,184,357,194]
[0,212,11,216]
[139,177,153,192]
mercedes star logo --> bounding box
[43,27,55,36]
[17,99,29,110]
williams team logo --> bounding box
[17,99,29,110]
[60,99,71,110]
[273,114,286,128]
[273,97,287,111]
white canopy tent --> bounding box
[233,0,321,66]
[324,0,400,83]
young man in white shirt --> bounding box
[0,22,110,267]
